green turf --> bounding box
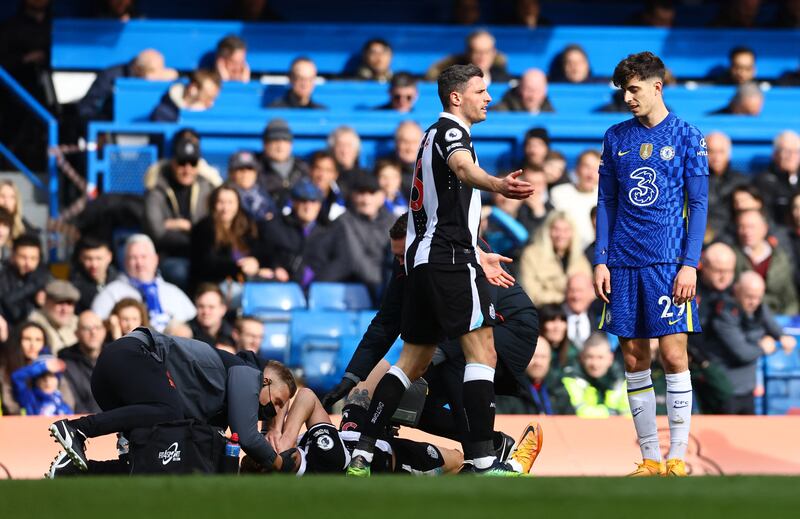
[1,476,798,518]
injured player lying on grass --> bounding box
[241,360,542,476]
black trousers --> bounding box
[724,393,756,415]
[71,337,184,438]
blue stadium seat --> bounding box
[289,309,359,366]
[259,321,291,364]
[98,144,157,195]
[308,282,374,311]
[241,282,307,318]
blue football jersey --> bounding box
[597,112,708,268]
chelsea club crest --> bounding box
[660,146,675,160]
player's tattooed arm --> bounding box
[344,388,372,410]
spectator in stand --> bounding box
[787,192,800,299]
[426,30,511,85]
[144,129,223,190]
[754,130,800,224]
[27,280,79,355]
[355,38,393,82]
[215,35,250,82]
[543,149,568,189]
[711,0,762,28]
[715,47,757,86]
[259,119,309,207]
[94,0,137,20]
[496,337,574,414]
[705,271,796,414]
[628,0,676,27]
[106,297,148,341]
[562,333,629,418]
[697,242,738,327]
[717,184,791,245]
[563,272,603,349]
[144,135,214,290]
[709,82,763,115]
[390,120,424,194]
[705,132,749,240]
[320,175,394,299]
[232,316,265,354]
[77,48,178,123]
[732,209,798,314]
[0,321,50,415]
[11,352,70,417]
[91,234,196,332]
[516,165,553,236]
[0,180,39,239]
[584,207,597,266]
[150,69,221,122]
[188,284,235,350]
[492,68,554,114]
[549,44,594,84]
[57,310,105,414]
[0,208,13,262]
[308,150,347,225]
[510,0,551,28]
[550,149,600,249]
[538,303,580,373]
[69,237,118,314]
[519,211,592,306]
[227,150,277,223]
[190,184,275,291]
[375,159,408,218]
[521,127,550,170]
[375,73,418,113]
[261,179,335,288]
[480,194,528,270]
[270,57,326,109]
[328,126,366,192]
[0,234,49,326]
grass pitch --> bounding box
[2,476,798,519]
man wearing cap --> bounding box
[144,132,215,290]
[259,119,310,206]
[28,280,81,355]
[319,175,394,301]
[261,178,337,288]
[227,150,277,222]
[144,129,222,190]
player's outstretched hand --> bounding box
[482,252,515,288]
[498,170,535,200]
[593,264,611,304]
[321,377,357,411]
[672,265,697,306]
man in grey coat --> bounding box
[704,271,797,414]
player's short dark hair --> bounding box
[729,46,755,61]
[12,233,41,252]
[612,51,666,88]
[309,150,336,168]
[216,35,247,58]
[264,360,298,398]
[437,64,484,109]
[389,212,408,240]
[390,72,417,90]
[195,282,226,304]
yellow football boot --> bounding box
[664,458,687,477]
[509,422,543,474]
[627,459,665,477]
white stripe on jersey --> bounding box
[339,430,393,455]
[411,129,440,268]
[466,263,484,330]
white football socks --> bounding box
[665,370,692,460]
[625,369,661,462]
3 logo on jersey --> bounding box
[628,167,659,206]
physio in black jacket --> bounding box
[323,215,539,444]
[49,328,299,473]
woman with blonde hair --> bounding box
[0,180,37,238]
[519,210,592,305]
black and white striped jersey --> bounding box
[405,112,482,271]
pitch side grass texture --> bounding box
[1,476,798,519]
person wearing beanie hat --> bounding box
[258,118,310,207]
[227,149,277,222]
[27,280,81,356]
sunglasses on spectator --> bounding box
[392,94,414,102]
[177,159,199,167]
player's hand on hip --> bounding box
[499,170,535,200]
[482,253,515,288]
[593,264,611,304]
[672,265,697,306]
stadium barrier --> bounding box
[4,415,800,479]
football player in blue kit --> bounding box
[593,52,708,477]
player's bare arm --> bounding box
[447,151,534,200]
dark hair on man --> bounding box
[389,212,408,240]
[390,72,417,90]
[75,236,111,254]
[374,157,402,176]
[234,315,262,332]
[12,233,41,252]
[729,46,755,61]
[190,69,222,89]
[309,150,336,168]
[290,56,315,74]
[437,64,484,108]
[216,35,247,58]
[730,183,765,209]
[363,38,391,53]
[194,282,226,303]
[264,360,298,398]
[612,51,666,88]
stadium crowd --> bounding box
[2,0,800,420]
